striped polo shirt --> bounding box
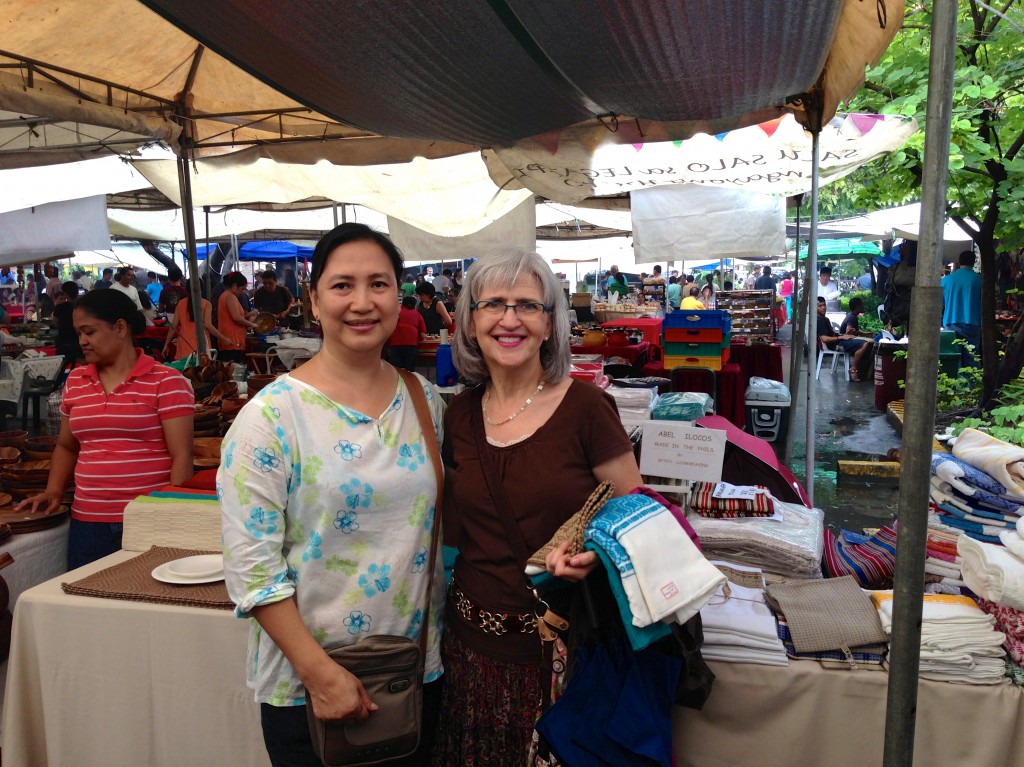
[61,350,195,523]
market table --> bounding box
[641,360,746,429]
[599,317,663,357]
[0,355,66,406]
[672,659,1024,767]
[727,342,785,386]
[0,521,70,737]
[1,549,268,767]
[569,340,650,368]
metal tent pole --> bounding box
[883,3,958,766]
[784,194,804,465]
[804,132,821,504]
[176,151,208,356]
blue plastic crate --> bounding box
[662,309,730,330]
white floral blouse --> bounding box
[218,372,445,706]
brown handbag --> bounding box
[307,370,443,767]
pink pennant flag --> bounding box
[849,114,884,136]
[758,117,785,138]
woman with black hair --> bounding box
[219,222,445,766]
[17,289,194,568]
[415,282,454,335]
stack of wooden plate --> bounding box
[23,436,58,461]
[193,406,221,437]
[0,430,28,451]
[0,447,21,467]
[1,460,54,501]
[0,501,69,534]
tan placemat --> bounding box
[61,546,233,610]
[765,575,887,654]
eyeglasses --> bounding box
[471,300,551,317]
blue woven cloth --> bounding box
[932,452,1012,498]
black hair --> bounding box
[415,282,437,298]
[689,286,700,297]
[102,268,113,277]
[224,272,248,289]
[261,270,278,281]
[74,286,146,334]
[147,271,157,279]
[669,276,678,284]
[849,297,865,313]
[817,296,826,304]
[309,223,404,290]
[959,250,976,267]
[401,295,418,309]
[763,266,772,275]
[724,280,733,291]
[167,266,183,282]
[61,281,79,300]
[820,266,832,276]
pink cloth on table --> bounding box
[978,597,1024,637]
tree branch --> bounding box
[1004,126,1024,162]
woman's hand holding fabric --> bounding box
[303,658,379,722]
[545,540,599,581]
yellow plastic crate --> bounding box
[663,354,724,371]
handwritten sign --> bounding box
[639,422,726,484]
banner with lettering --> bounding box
[485,113,917,205]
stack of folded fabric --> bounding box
[952,428,1024,500]
[688,481,775,519]
[977,597,1024,669]
[604,384,659,421]
[765,576,888,670]
[821,526,897,588]
[871,591,1007,684]
[686,498,824,582]
[958,534,1024,613]
[925,527,965,590]
[584,493,726,650]
[698,564,788,666]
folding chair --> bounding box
[815,333,851,381]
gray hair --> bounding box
[451,247,570,385]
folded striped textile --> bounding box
[689,481,775,518]
[822,526,897,588]
[925,559,962,579]
[932,452,1013,498]
[952,428,1024,501]
[947,483,1024,518]
[926,547,961,565]
[930,504,1007,543]
[775,616,886,668]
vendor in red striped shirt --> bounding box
[17,289,195,568]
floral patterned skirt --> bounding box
[431,630,543,767]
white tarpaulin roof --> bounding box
[0,195,110,262]
[69,244,168,274]
[487,112,917,204]
[631,185,786,263]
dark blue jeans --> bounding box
[261,679,442,767]
[68,519,124,571]
[945,322,980,368]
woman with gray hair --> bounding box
[433,247,643,766]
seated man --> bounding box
[816,297,870,381]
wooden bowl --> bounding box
[0,430,28,449]
[24,436,57,452]
[193,437,222,460]
[219,396,248,416]
[246,375,276,396]
[0,447,21,466]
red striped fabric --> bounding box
[61,351,195,523]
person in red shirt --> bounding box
[388,295,427,371]
[17,289,195,568]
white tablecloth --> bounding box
[0,356,65,404]
[1,550,269,767]
[0,521,69,739]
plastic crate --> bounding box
[663,354,724,371]
[662,309,730,330]
[664,341,724,358]
[663,327,723,344]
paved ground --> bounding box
[773,322,901,534]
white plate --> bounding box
[165,554,224,579]
[151,560,224,586]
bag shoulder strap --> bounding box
[398,369,443,656]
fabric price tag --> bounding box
[711,482,767,501]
